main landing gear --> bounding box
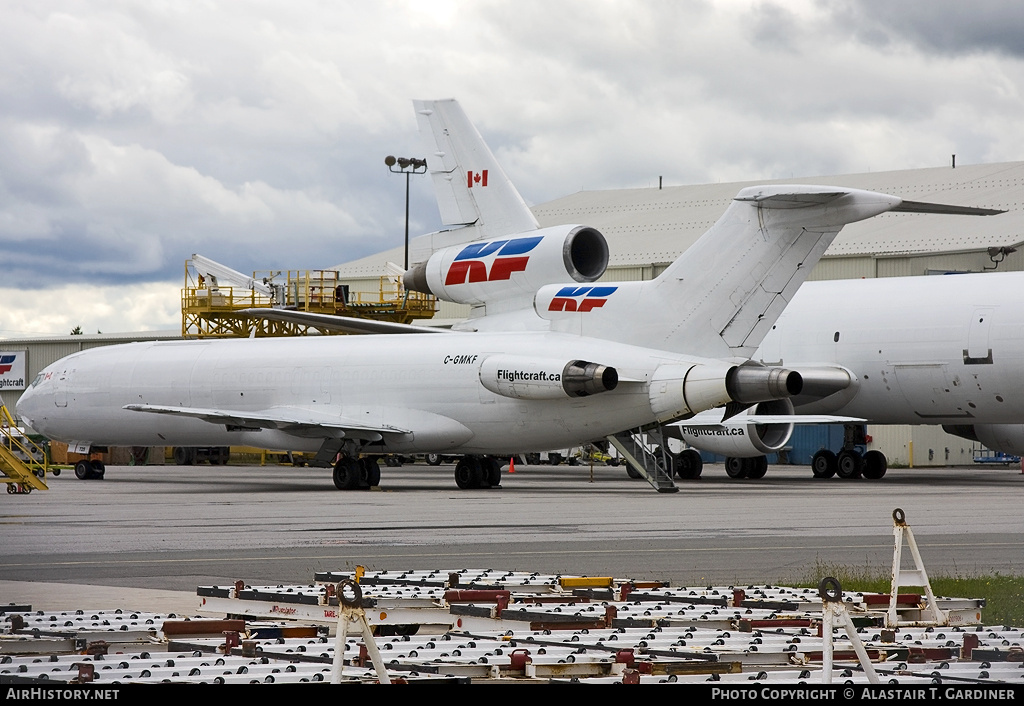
[332,457,381,490]
[454,455,502,489]
[723,456,768,479]
[811,449,887,479]
[73,459,105,480]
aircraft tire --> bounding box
[483,457,501,487]
[862,450,887,479]
[333,459,361,490]
[454,457,483,489]
[811,450,837,478]
[425,453,443,466]
[548,452,563,466]
[674,449,703,479]
[74,460,91,480]
[361,458,381,488]
[746,456,768,479]
[724,457,748,479]
[836,450,863,479]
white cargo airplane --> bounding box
[15,100,1000,491]
[398,100,1018,484]
[673,270,1024,480]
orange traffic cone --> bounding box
[509,457,515,473]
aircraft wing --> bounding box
[240,309,451,335]
[124,404,412,440]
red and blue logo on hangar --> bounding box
[547,286,618,312]
[0,355,15,375]
[444,236,543,285]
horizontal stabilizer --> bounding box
[672,412,864,426]
[892,200,1005,216]
[240,309,450,335]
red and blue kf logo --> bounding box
[547,286,618,312]
[0,355,15,375]
[445,236,543,285]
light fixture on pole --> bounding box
[385,155,428,271]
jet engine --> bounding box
[479,355,618,400]
[676,399,796,458]
[943,424,1024,457]
[649,361,802,420]
[404,224,608,306]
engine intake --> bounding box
[404,224,608,306]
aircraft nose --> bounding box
[15,376,44,430]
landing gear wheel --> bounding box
[361,457,381,488]
[425,453,443,466]
[836,449,863,479]
[548,452,563,466]
[862,450,887,479]
[332,458,362,490]
[746,456,768,479]
[454,456,484,489]
[674,449,703,479]
[74,460,91,480]
[811,450,837,479]
[724,457,748,479]
[482,457,501,487]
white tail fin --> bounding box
[539,186,1001,359]
[414,99,539,239]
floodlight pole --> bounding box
[385,156,428,271]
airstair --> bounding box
[1,404,49,494]
[607,426,678,493]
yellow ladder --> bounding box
[1,404,48,494]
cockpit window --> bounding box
[30,372,47,388]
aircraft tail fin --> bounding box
[414,99,539,239]
[542,186,1001,359]
[651,186,1002,358]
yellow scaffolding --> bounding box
[182,260,437,339]
[1,404,49,494]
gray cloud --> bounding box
[1,0,1023,335]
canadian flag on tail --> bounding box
[467,170,488,188]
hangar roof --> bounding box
[532,161,1024,265]
[336,161,1024,275]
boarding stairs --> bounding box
[607,426,678,493]
[0,404,49,494]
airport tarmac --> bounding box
[2,461,1022,612]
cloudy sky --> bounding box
[2,0,1023,336]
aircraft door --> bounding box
[965,307,994,365]
[892,363,967,419]
[54,369,69,408]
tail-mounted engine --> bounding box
[479,355,618,400]
[676,399,796,457]
[404,224,608,306]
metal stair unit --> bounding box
[1,404,49,494]
[607,426,678,493]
